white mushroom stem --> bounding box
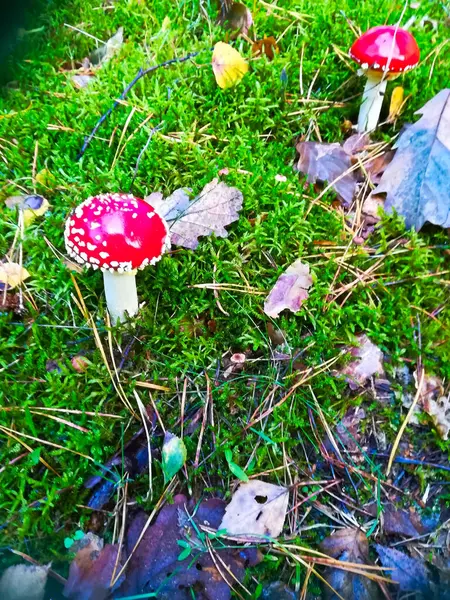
[357,71,388,133]
[103,270,139,324]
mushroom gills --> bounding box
[103,270,139,324]
[357,71,388,133]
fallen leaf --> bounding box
[320,528,380,600]
[35,168,55,188]
[212,42,248,89]
[383,505,425,537]
[375,545,432,594]
[162,432,187,482]
[388,86,405,122]
[219,479,289,540]
[120,495,261,597]
[330,407,366,453]
[252,36,279,60]
[294,141,358,206]
[88,27,124,67]
[262,581,297,599]
[416,372,449,440]
[149,179,243,250]
[373,89,450,230]
[339,334,384,390]
[71,356,89,373]
[342,133,370,156]
[0,292,23,314]
[64,533,124,600]
[5,194,50,226]
[219,2,253,37]
[0,262,30,290]
[72,74,95,89]
[0,563,49,600]
[264,259,312,318]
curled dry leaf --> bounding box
[294,141,358,206]
[64,533,124,600]
[5,194,50,227]
[149,178,243,250]
[339,334,384,390]
[219,479,289,540]
[320,528,380,600]
[212,42,248,89]
[252,36,279,60]
[0,563,49,600]
[219,2,253,37]
[264,259,312,318]
[0,262,30,290]
[373,89,450,230]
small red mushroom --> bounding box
[64,193,170,323]
[349,26,420,132]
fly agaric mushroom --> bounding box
[349,26,420,132]
[64,193,169,324]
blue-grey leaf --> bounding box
[375,544,432,594]
[375,88,450,230]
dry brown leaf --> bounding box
[219,479,289,540]
[0,563,49,600]
[0,263,30,290]
[339,334,384,390]
[264,259,312,318]
[252,36,279,60]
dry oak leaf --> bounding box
[320,528,380,600]
[212,42,248,89]
[219,479,289,540]
[0,262,30,290]
[373,88,450,231]
[264,259,312,318]
[148,179,243,250]
[0,563,49,600]
[339,334,384,390]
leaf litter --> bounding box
[264,259,313,318]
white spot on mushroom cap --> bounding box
[71,228,85,236]
[87,243,97,251]
[99,251,109,259]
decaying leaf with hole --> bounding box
[119,495,261,598]
[0,563,49,600]
[64,533,125,600]
[148,178,243,249]
[372,88,450,230]
[338,334,384,390]
[5,194,50,227]
[264,259,312,318]
[0,262,30,290]
[218,479,289,540]
[219,2,253,37]
[320,528,380,600]
[212,42,248,89]
[252,36,279,60]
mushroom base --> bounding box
[103,270,139,324]
[357,71,388,133]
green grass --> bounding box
[0,0,449,593]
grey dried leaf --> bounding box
[264,259,312,318]
[0,563,49,600]
[339,334,384,390]
[151,179,243,250]
[373,89,450,230]
[294,141,358,206]
[89,27,124,67]
[72,74,95,89]
[375,545,432,594]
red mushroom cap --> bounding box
[349,26,420,74]
[64,193,170,273]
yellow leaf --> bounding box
[35,168,55,188]
[212,42,248,89]
[388,86,405,123]
[5,194,50,227]
[0,263,30,289]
